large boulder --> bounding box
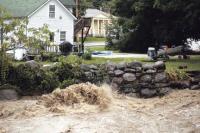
[123,73,136,82]
[0,85,19,100]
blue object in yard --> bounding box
[92,51,113,56]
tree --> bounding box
[111,0,200,52]
[0,6,19,84]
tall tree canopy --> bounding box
[112,0,200,52]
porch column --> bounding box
[97,19,100,36]
[103,19,106,37]
[92,19,95,37]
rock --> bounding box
[106,62,116,71]
[140,74,152,83]
[80,64,90,71]
[25,60,40,69]
[191,78,200,84]
[89,65,98,70]
[114,70,124,76]
[0,89,19,100]
[135,73,142,77]
[154,61,166,71]
[190,85,200,90]
[138,83,154,88]
[126,93,137,97]
[142,63,154,71]
[127,62,142,68]
[108,71,115,76]
[112,77,123,84]
[84,72,93,79]
[155,72,168,83]
[123,73,136,82]
[111,83,119,90]
[170,81,191,89]
[135,67,142,72]
[124,68,136,73]
[155,83,170,88]
[158,87,172,96]
[140,88,157,98]
[145,69,156,74]
[121,84,138,93]
[116,62,127,70]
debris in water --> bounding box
[39,83,112,111]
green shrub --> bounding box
[60,79,75,89]
[82,49,92,60]
[0,50,11,85]
[41,53,59,62]
[8,63,59,95]
[52,55,83,82]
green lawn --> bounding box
[85,46,106,51]
[83,56,200,72]
[84,37,106,42]
[85,45,120,53]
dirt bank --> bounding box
[0,89,200,133]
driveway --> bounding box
[92,53,148,59]
[85,41,106,47]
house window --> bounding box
[60,31,66,42]
[49,5,55,18]
[49,32,54,42]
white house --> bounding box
[84,9,116,37]
[0,0,76,45]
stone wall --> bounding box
[81,61,172,98]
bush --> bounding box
[60,79,75,89]
[52,55,83,82]
[59,41,73,55]
[8,62,59,95]
[41,52,59,62]
[0,50,11,85]
[82,49,92,60]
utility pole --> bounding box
[76,0,80,18]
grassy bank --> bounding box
[85,37,106,42]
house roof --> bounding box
[0,0,75,18]
[84,8,111,18]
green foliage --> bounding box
[9,63,59,95]
[82,49,92,60]
[60,79,75,89]
[0,45,11,85]
[53,55,83,82]
[111,0,200,52]
[41,52,59,62]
